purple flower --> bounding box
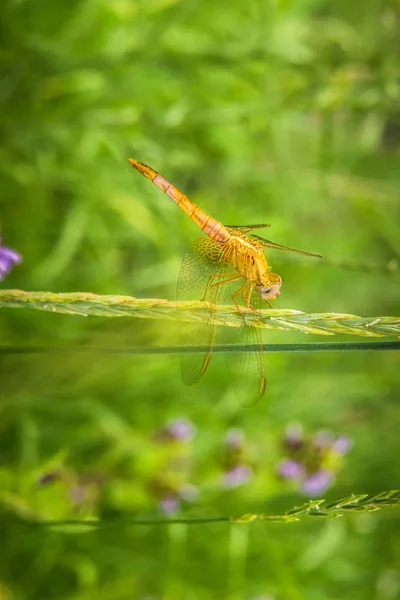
[69,484,86,505]
[332,435,352,455]
[314,430,334,450]
[225,428,245,448]
[179,483,198,502]
[279,424,352,497]
[160,495,180,515]
[278,459,304,480]
[0,241,21,280]
[283,423,303,450]
[223,465,252,488]
[165,418,195,442]
[301,470,333,496]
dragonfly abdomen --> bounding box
[129,159,230,244]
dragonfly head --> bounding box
[257,274,282,301]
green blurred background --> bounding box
[1,0,400,598]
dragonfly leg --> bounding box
[202,273,241,302]
[262,298,272,309]
[209,274,242,290]
[233,280,255,309]
[232,282,250,312]
[243,281,254,307]
[234,281,265,323]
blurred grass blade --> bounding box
[14,488,400,529]
[1,290,399,337]
[0,341,399,354]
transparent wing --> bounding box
[219,280,267,408]
[250,234,322,258]
[178,241,268,406]
[177,249,226,385]
[225,224,271,233]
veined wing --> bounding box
[222,282,266,408]
[178,251,267,406]
[225,224,271,233]
[225,225,321,258]
[251,235,322,258]
[177,249,227,385]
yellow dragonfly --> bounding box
[129,159,321,405]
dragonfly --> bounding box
[129,159,322,405]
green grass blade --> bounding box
[1,290,399,337]
[7,489,399,530]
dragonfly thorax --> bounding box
[226,233,281,290]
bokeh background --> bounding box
[1,0,400,598]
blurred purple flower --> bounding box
[69,484,86,505]
[283,423,303,450]
[0,241,21,281]
[165,418,195,441]
[160,495,179,515]
[223,465,252,488]
[301,470,333,496]
[157,484,197,514]
[279,423,352,496]
[179,483,198,502]
[225,428,245,448]
[314,429,334,449]
[332,435,352,454]
[278,459,304,480]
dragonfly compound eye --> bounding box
[257,283,281,300]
